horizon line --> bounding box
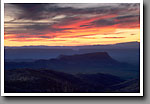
[4,41,140,47]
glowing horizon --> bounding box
[4,3,140,46]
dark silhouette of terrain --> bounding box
[108,78,140,92]
[4,42,140,93]
[5,42,140,65]
[5,52,139,79]
[5,68,139,93]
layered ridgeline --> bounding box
[5,68,139,93]
[5,52,139,79]
[5,42,140,65]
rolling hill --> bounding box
[5,68,131,93]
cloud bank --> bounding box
[4,3,140,46]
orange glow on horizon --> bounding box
[4,27,140,46]
[4,3,140,46]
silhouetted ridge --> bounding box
[57,52,118,63]
[5,52,136,79]
[59,52,111,60]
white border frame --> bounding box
[1,0,143,96]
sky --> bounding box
[4,3,140,46]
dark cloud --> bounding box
[84,14,139,28]
[5,21,75,38]
[115,15,139,20]
[4,3,140,40]
[39,36,50,38]
[130,34,136,35]
[8,3,83,20]
[23,24,51,30]
[103,37,125,39]
[80,25,90,27]
[11,3,48,20]
[6,3,140,21]
[22,24,74,33]
[91,19,116,27]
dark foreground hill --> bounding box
[5,52,139,79]
[5,68,139,93]
[108,78,140,92]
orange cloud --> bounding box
[52,14,116,29]
[4,3,140,46]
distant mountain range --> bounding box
[5,52,139,79]
[5,41,140,49]
[4,42,140,66]
[5,68,139,93]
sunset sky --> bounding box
[4,3,140,46]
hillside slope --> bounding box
[5,68,126,93]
